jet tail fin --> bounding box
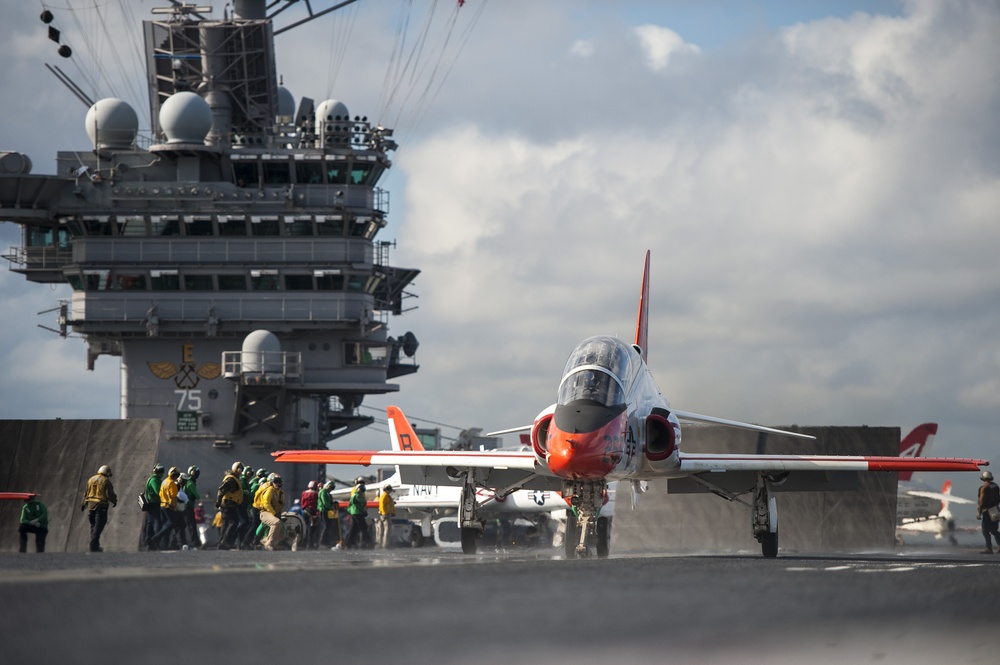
[897,423,938,481]
[386,405,426,451]
[939,480,953,514]
[634,250,650,363]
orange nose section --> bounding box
[546,416,624,479]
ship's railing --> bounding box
[221,350,303,385]
[69,292,373,326]
[3,245,73,271]
[72,237,373,265]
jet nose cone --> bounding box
[546,417,624,479]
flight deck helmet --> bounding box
[983,471,995,482]
[152,463,165,477]
[256,468,268,479]
[187,465,200,479]
[231,461,244,474]
[98,465,112,477]
[271,474,283,487]
[168,466,180,479]
[307,480,318,490]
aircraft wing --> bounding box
[678,453,986,474]
[671,410,816,441]
[0,492,37,501]
[272,449,561,491]
[904,489,975,505]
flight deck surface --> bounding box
[1,545,996,664]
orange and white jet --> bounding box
[273,251,988,558]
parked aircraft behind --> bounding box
[897,480,975,545]
[274,251,989,558]
[893,423,975,545]
[327,407,566,545]
[337,407,566,510]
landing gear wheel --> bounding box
[596,516,610,558]
[460,527,478,554]
[564,512,578,559]
[761,530,778,558]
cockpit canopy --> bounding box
[557,336,633,408]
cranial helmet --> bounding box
[983,470,995,482]
[153,463,165,476]
[168,466,180,478]
[308,480,318,490]
[98,465,112,477]
[231,462,244,474]
[271,474,283,487]
[187,465,200,479]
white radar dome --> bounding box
[277,86,296,119]
[85,98,138,150]
[241,329,282,374]
[315,99,350,134]
[160,91,212,145]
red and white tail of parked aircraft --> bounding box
[894,423,975,535]
[897,480,976,545]
[334,406,565,516]
[273,251,989,558]
[897,423,938,482]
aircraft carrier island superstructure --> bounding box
[0,1,420,493]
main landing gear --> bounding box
[459,478,482,554]
[562,480,610,559]
[456,474,533,554]
[752,476,779,558]
[692,472,780,558]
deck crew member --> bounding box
[301,480,320,548]
[317,481,339,547]
[377,485,395,549]
[153,467,183,550]
[141,464,165,550]
[18,494,48,553]
[216,462,244,550]
[258,474,286,550]
[182,466,201,547]
[977,470,1000,554]
[81,465,117,552]
[345,477,371,549]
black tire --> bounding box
[409,526,424,548]
[761,530,778,558]
[564,512,578,559]
[596,516,610,558]
[460,527,478,554]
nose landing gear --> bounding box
[562,480,610,559]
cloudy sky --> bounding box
[1,1,998,503]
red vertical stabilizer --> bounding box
[897,423,938,482]
[634,250,651,363]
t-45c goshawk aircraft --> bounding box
[273,251,988,558]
